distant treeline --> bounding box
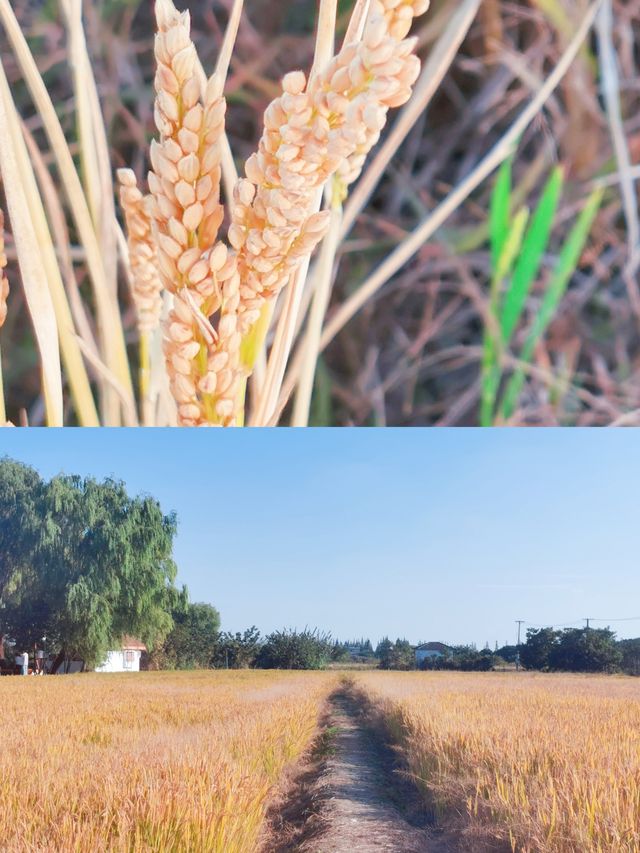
[148,620,640,675]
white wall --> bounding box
[95,649,142,673]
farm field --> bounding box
[3,669,639,853]
[355,671,640,853]
[0,670,337,853]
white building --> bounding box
[96,637,146,673]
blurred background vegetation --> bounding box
[1,0,639,425]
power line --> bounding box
[588,616,640,622]
[521,615,640,630]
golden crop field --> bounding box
[356,671,640,853]
[0,670,336,853]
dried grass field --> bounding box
[356,671,640,853]
[0,670,336,853]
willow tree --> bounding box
[0,457,185,669]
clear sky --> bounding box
[1,429,639,647]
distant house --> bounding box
[95,637,146,673]
[415,642,451,665]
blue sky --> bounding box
[1,429,639,647]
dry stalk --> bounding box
[0,210,8,330]
[0,209,8,425]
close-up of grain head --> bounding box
[0,0,637,425]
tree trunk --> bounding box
[50,648,66,674]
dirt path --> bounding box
[304,692,434,853]
[264,687,458,853]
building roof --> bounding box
[121,636,147,651]
[415,641,450,652]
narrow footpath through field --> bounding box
[265,685,458,853]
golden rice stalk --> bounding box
[229,0,427,338]
[232,0,428,426]
[140,0,428,426]
[330,0,428,190]
[148,0,239,426]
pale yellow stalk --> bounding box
[0,0,134,424]
[0,63,100,426]
[0,65,63,426]
[0,210,8,424]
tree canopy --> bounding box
[158,602,221,669]
[0,457,184,668]
[521,626,622,673]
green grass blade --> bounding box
[489,155,513,272]
[499,187,603,421]
[500,166,564,346]
[480,206,529,426]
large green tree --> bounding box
[550,628,622,673]
[520,627,560,670]
[160,602,221,669]
[619,638,640,676]
[0,458,185,669]
[376,637,415,670]
[0,459,45,614]
[214,627,261,668]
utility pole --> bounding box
[585,618,591,629]
[515,620,524,671]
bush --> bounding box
[256,629,332,670]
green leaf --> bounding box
[480,206,529,427]
[500,167,564,347]
[499,187,603,421]
[489,156,513,273]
